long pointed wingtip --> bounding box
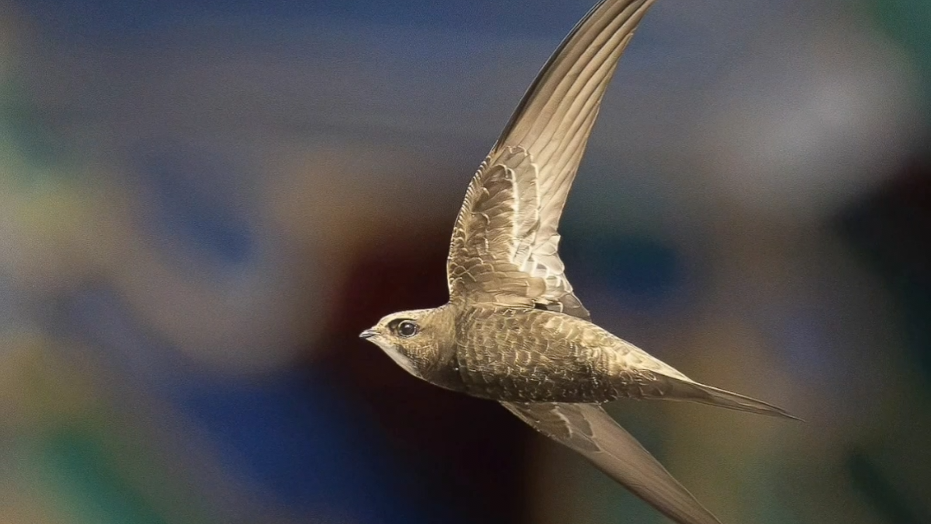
[504,402,725,524]
[776,409,805,423]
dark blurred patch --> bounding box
[561,227,685,311]
[312,225,533,524]
[837,150,931,523]
[836,152,931,382]
[847,449,928,524]
[180,368,436,523]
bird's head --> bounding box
[359,308,449,379]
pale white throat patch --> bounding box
[371,338,422,379]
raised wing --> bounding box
[447,0,658,319]
[503,402,723,524]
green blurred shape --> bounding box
[868,0,931,105]
[36,427,168,524]
[2,340,218,524]
[0,75,77,190]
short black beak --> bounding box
[359,329,377,339]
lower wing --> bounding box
[502,402,723,524]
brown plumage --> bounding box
[359,2,798,524]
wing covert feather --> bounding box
[447,0,658,319]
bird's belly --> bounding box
[458,365,666,403]
[461,374,613,403]
[456,349,621,403]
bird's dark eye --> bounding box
[397,320,418,338]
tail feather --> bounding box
[669,380,801,421]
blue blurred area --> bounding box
[49,283,438,524]
[19,0,627,40]
[177,369,427,523]
[133,140,255,266]
[562,230,683,310]
[2,0,930,523]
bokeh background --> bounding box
[2,0,929,523]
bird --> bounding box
[359,1,798,523]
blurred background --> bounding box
[1,0,929,522]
